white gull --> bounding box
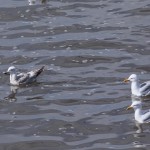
[124,74,150,97]
[4,66,45,86]
[127,101,150,124]
[28,0,47,5]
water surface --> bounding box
[0,0,150,149]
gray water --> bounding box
[0,0,150,149]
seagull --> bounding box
[28,0,36,5]
[127,101,150,124]
[123,74,150,97]
[4,66,45,86]
[28,0,47,5]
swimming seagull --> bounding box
[28,0,47,5]
[123,74,150,97]
[127,101,150,124]
[4,66,45,86]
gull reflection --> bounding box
[135,121,143,133]
[4,86,19,102]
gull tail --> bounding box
[35,66,45,77]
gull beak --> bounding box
[126,105,133,110]
[3,71,10,75]
[123,78,129,83]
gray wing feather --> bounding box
[16,73,25,80]
[142,111,150,122]
[140,81,150,94]
[16,66,44,84]
[27,66,45,79]
[17,73,30,84]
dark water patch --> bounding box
[0,140,68,149]
[19,40,132,51]
[0,6,66,22]
[120,6,150,16]
[61,3,103,10]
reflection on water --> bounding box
[4,86,18,102]
[0,0,150,149]
[135,121,143,134]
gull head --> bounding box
[3,66,16,75]
[123,74,138,83]
[126,101,142,110]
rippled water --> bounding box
[0,0,150,149]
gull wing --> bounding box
[15,66,44,85]
[140,81,150,95]
[16,72,25,80]
[28,66,45,78]
[17,73,30,84]
[142,111,150,123]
